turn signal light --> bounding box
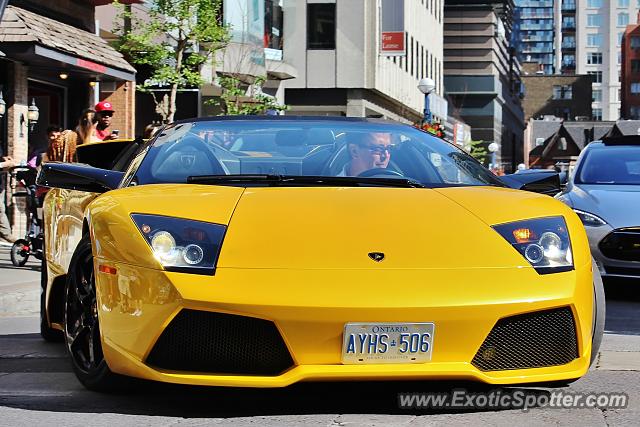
[512,228,532,243]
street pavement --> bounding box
[1,242,639,426]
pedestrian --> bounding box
[0,147,17,244]
[42,110,96,163]
[94,101,118,141]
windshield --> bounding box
[130,119,504,188]
[576,146,640,185]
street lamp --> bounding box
[0,91,5,119]
[27,98,39,131]
[488,142,500,170]
[417,78,436,125]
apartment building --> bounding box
[283,0,446,123]
[443,0,526,172]
[576,0,640,121]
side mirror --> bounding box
[501,171,561,196]
[37,162,124,193]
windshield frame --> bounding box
[123,117,505,189]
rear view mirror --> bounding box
[500,171,561,196]
[37,162,124,193]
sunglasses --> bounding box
[100,112,114,117]
[359,144,393,155]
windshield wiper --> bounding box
[187,174,426,188]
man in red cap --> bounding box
[94,101,118,140]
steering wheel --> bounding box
[357,168,404,178]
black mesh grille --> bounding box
[599,229,640,262]
[472,307,578,371]
[604,265,640,277]
[146,309,294,375]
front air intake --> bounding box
[472,307,578,371]
[146,309,294,376]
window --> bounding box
[307,3,336,49]
[632,60,640,72]
[593,89,602,101]
[587,14,602,27]
[631,106,640,119]
[618,13,629,27]
[588,70,603,83]
[587,52,603,64]
[618,32,625,46]
[592,108,602,121]
[632,36,640,48]
[553,85,573,100]
[587,34,603,47]
[619,0,629,7]
[587,0,602,7]
[631,82,640,93]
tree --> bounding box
[467,139,488,164]
[113,0,229,123]
[214,75,288,115]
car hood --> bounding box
[90,185,589,271]
[569,184,640,229]
[219,186,584,269]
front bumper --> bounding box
[94,260,594,387]
[585,225,640,278]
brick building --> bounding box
[621,13,640,119]
[0,0,135,236]
[521,61,593,121]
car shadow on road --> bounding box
[0,333,562,418]
[0,377,559,417]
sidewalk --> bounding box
[0,243,40,334]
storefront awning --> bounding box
[0,5,135,81]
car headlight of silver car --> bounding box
[131,214,226,275]
[573,209,607,227]
[493,217,573,274]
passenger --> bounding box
[338,132,393,176]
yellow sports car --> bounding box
[38,117,604,391]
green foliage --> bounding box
[113,0,229,123]
[212,75,289,116]
[468,139,488,164]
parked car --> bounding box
[38,117,603,391]
[556,136,640,279]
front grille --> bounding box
[146,309,294,376]
[604,265,640,277]
[599,229,640,262]
[472,307,578,371]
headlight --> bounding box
[132,214,226,275]
[493,217,573,274]
[573,209,607,227]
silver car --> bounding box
[556,137,640,279]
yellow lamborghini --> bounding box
[38,117,604,391]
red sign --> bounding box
[381,31,405,55]
[76,59,106,73]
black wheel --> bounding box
[64,235,127,391]
[40,252,63,342]
[10,239,30,267]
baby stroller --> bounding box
[10,167,44,267]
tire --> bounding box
[10,239,30,267]
[40,253,63,342]
[64,234,129,391]
[590,258,606,367]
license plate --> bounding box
[341,322,435,364]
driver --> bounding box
[338,132,392,176]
